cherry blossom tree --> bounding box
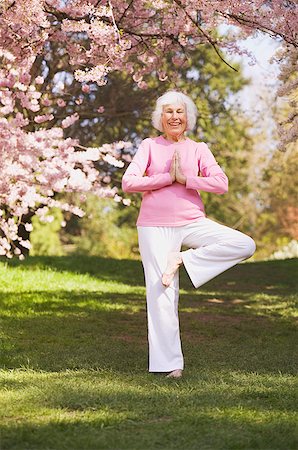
[0,0,297,257]
[272,44,298,151]
[0,48,131,257]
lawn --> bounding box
[0,256,297,450]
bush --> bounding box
[30,208,65,256]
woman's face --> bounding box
[161,103,187,137]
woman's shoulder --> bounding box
[141,135,162,144]
[138,136,159,146]
[186,136,205,144]
[186,137,210,150]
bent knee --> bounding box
[240,235,256,259]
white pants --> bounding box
[137,218,256,372]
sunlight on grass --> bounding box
[0,257,297,449]
[245,293,298,318]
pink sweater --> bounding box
[122,135,228,226]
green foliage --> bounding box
[254,145,298,258]
[30,208,65,256]
[65,195,139,259]
[0,256,297,449]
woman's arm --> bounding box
[122,140,173,193]
[185,143,228,194]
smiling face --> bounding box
[161,103,187,139]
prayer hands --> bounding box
[170,150,186,185]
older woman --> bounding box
[122,90,256,379]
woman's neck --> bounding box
[163,133,186,143]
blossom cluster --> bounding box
[268,240,298,260]
[2,1,296,86]
[0,113,131,257]
[0,62,131,257]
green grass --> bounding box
[0,256,297,450]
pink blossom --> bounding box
[19,240,31,249]
[34,114,54,123]
[113,194,122,203]
[13,112,29,127]
[20,73,31,84]
[62,113,79,128]
[137,80,148,89]
[24,223,33,232]
[75,65,111,85]
[42,98,52,106]
[103,175,111,183]
[102,154,124,168]
[81,84,90,93]
[68,206,85,217]
[158,71,168,81]
[42,215,54,223]
[57,98,66,107]
[172,55,186,66]
[97,106,105,113]
[35,76,44,84]
[133,73,143,83]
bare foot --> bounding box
[162,252,183,287]
[166,369,183,378]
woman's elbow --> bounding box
[221,183,229,194]
[122,181,130,193]
[217,176,229,194]
[122,178,131,193]
[122,177,137,193]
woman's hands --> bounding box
[175,151,187,184]
[170,150,186,185]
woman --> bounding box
[122,91,256,379]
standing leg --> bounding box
[137,226,184,373]
[180,218,256,288]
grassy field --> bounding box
[0,256,297,450]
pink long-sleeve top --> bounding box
[122,135,228,226]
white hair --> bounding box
[152,90,198,132]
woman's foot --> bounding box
[166,369,183,378]
[162,252,183,287]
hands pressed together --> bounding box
[169,149,186,185]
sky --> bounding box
[234,33,282,112]
[226,33,284,149]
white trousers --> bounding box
[137,218,256,372]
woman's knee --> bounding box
[238,234,256,259]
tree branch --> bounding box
[218,11,297,47]
[172,0,238,72]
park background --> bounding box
[28,30,297,262]
[0,2,297,450]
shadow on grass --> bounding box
[1,409,297,450]
[3,255,298,294]
[0,257,297,375]
[1,258,297,449]
[0,289,297,375]
[3,255,146,287]
[1,368,297,450]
